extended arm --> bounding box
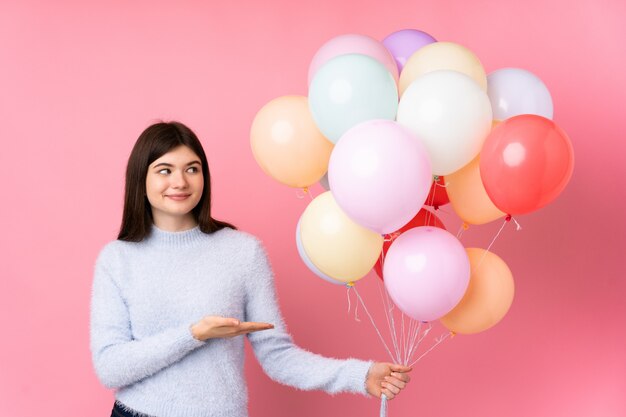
[89,259,205,389]
[244,240,373,396]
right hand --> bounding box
[190,316,274,341]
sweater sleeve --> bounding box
[244,239,373,396]
[89,248,206,390]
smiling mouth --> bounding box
[166,194,191,200]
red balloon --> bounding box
[374,208,446,280]
[424,176,450,208]
[479,115,574,215]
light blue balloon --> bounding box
[295,217,344,285]
[308,54,399,143]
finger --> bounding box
[382,382,400,395]
[215,317,240,327]
[390,371,411,383]
[240,322,274,331]
[381,388,395,400]
[390,363,412,373]
[239,322,274,333]
[384,376,406,390]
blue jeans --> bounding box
[110,401,153,417]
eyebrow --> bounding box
[153,160,201,169]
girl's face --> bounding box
[146,145,204,225]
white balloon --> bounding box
[487,68,553,120]
[397,70,492,176]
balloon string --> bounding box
[405,320,424,365]
[386,290,401,363]
[456,223,468,240]
[409,330,451,367]
[474,217,509,272]
[401,311,406,366]
[377,280,399,364]
[346,285,352,314]
[352,285,396,362]
[426,177,437,225]
[485,217,508,253]
[295,187,314,200]
[407,322,431,365]
[405,318,420,365]
[380,394,388,417]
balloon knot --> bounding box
[433,205,439,211]
[346,282,355,287]
[450,331,456,338]
[462,223,469,230]
[433,175,440,181]
[505,214,512,222]
[303,186,309,194]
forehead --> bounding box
[151,145,200,166]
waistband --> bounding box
[113,400,155,417]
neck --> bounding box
[151,212,198,232]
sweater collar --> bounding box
[146,224,205,248]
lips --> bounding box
[166,194,191,201]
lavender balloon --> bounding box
[382,29,437,72]
[383,227,470,321]
[328,120,432,235]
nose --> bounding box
[171,170,189,189]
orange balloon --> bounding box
[446,121,504,225]
[440,248,514,334]
[446,155,505,225]
[250,95,333,188]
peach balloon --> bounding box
[250,95,333,188]
[440,248,514,334]
[300,191,383,283]
[446,155,506,225]
[399,41,487,96]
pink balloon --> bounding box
[328,120,432,234]
[308,34,399,85]
[383,227,470,322]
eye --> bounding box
[187,166,199,173]
[158,168,171,175]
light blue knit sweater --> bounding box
[90,224,373,417]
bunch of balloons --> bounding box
[251,30,574,336]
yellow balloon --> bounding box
[250,95,333,188]
[446,155,505,225]
[440,248,514,334]
[399,42,487,96]
[300,191,383,283]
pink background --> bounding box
[1,1,625,416]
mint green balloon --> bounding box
[308,54,399,144]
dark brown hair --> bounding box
[118,121,236,241]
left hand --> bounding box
[365,362,412,400]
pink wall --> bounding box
[1,1,624,416]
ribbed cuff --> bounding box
[346,359,375,396]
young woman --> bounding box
[90,121,411,417]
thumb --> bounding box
[216,317,240,327]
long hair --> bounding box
[118,121,236,241]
